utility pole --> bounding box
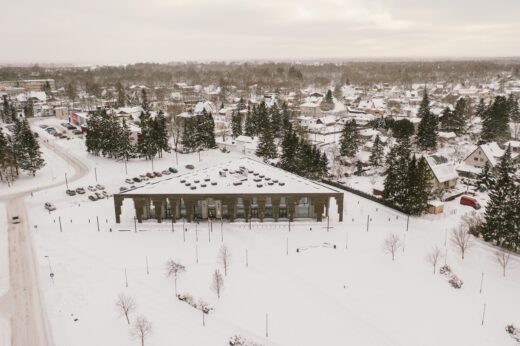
[65,173,68,189]
[59,216,62,232]
[146,256,149,275]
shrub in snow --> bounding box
[448,275,463,289]
[177,293,213,314]
[229,335,263,346]
[505,324,520,342]
[439,265,452,276]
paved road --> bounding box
[0,137,89,346]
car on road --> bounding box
[61,123,69,128]
[120,186,128,192]
[66,189,76,196]
[132,177,142,183]
[168,167,178,173]
[95,184,105,190]
[88,195,98,201]
[39,124,48,129]
[76,187,86,194]
[185,164,195,170]
[66,124,76,130]
[44,202,56,211]
[125,178,134,184]
[72,129,82,135]
[87,185,96,192]
[11,216,21,224]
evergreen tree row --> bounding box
[481,146,520,250]
[0,119,45,182]
[279,125,328,180]
[180,108,216,152]
[383,137,432,215]
[480,95,518,144]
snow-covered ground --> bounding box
[19,119,520,345]
[3,117,520,345]
[0,202,10,346]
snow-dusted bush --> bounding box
[229,335,263,346]
[448,275,463,289]
[505,324,520,342]
[439,265,452,275]
[177,293,213,314]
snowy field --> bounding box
[0,202,10,346]
[3,117,520,345]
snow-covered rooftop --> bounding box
[118,157,341,196]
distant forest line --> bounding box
[1,60,520,90]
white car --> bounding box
[11,216,21,224]
[96,184,105,190]
[44,202,56,211]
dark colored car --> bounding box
[132,177,142,183]
[72,130,82,135]
[168,167,178,173]
[185,164,194,170]
[76,187,86,194]
[153,171,162,177]
[66,189,76,196]
[146,172,154,178]
[88,195,97,201]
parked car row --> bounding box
[125,167,178,185]
[40,123,82,138]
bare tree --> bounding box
[383,233,401,261]
[496,250,512,277]
[426,246,442,274]
[451,225,473,260]
[461,211,484,236]
[218,245,231,276]
[211,269,224,299]
[115,294,136,325]
[132,315,152,346]
[165,259,186,296]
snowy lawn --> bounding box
[26,187,520,346]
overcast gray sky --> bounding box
[2,0,520,64]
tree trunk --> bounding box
[125,312,130,324]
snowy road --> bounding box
[0,135,89,346]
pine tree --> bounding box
[66,83,77,102]
[507,94,519,122]
[369,134,384,166]
[280,127,298,173]
[115,120,135,161]
[482,146,517,248]
[256,113,277,160]
[116,82,126,108]
[339,119,358,157]
[475,161,494,190]
[231,111,243,138]
[417,89,438,151]
[244,107,254,137]
[141,89,149,112]
[154,110,171,156]
[320,90,334,111]
[13,119,45,176]
[281,102,292,134]
[270,103,282,139]
[202,110,216,148]
[404,156,431,215]
[137,112,158,159]
[481,96,510,144]
[354,161,364,176]
[475,98,487,119]
[383,137,411,206]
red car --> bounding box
[146,172,155,178]
[154,171,162,177]
[460,195,481,210]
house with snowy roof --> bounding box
[425,156,459,191]
[457,142,519,178]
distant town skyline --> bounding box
[2,0,520,64]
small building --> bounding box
[54,106,68,121]
[428,200,444,214]
[300,102,321,117]
[425,156,458,190]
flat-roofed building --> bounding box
[113,157,344,224]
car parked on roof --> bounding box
[76,187,86,194]
[146,172,154,178]
[125,178,134,184]
[66,189,76,196]
[153,171,162,177]
[87,185,96,192]
[132,177,142,183]
[168,167,178,173]
[161,170,171,175]
[95,184,105,190]
[88,195,98,201]
[44,202,56,211]
[185,164,194,170]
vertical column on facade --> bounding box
[325,198,330,217]
[257,197,266,222]
[168,197,178,223]
[133,197,146,223]
[287,197,298,222]
[226,198,236,222]
[335,195,344,222]
[243,197,251,222]
[185,198,195,222]
[310,197,325,222]
[271,196,280,222]
[114,196,124,223]
[152,197,165,223]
